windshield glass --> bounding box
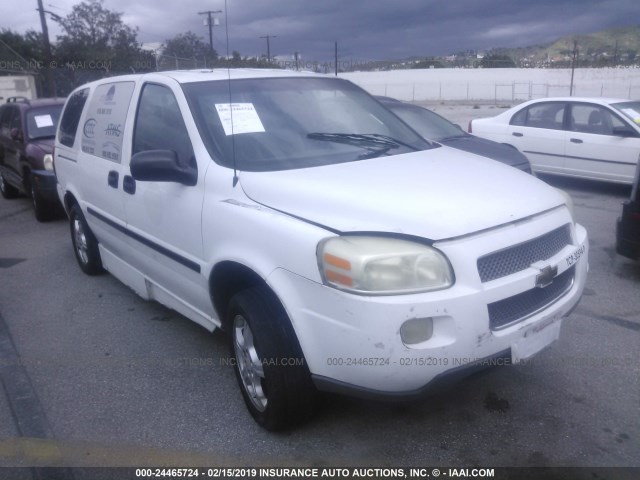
[611,101,640,127]
[26,105,63,140]
[182,77,433,171]
[385,103,464,141]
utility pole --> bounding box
[35,0,56,97]
[294,51,299,71]
[570,39,578,96]
[260,35,277,63]
[198,10,222,53]
[334,41,338,76]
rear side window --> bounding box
[510,102,566,130]
[0,106,18,136]
[59,89,89,147]
[81,82,135,163]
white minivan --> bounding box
[54,70,588,430]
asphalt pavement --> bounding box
[0,116,638,475]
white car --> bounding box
[54,70,588,430]
[469,97,640,184]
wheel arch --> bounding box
[62,190,80,215]
[209,260,275,332]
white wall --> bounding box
[339,68,640,102]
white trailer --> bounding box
[0,75,38,101]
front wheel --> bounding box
[228,286,317,431]
[69,204,104,275]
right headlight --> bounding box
[317,236,454,295]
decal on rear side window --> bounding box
[81,82,135,163]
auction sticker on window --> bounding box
[215,103,265,136]
[34,115,54,128]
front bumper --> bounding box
[268,207,588,396]
[31,169,59,202]
[616,201,640,261]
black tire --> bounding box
[228,286,317,431]
[30,178,54,222]
[69,204,104,275]
[0,173,18,199]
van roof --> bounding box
[76,69,324,91]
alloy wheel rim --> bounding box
[233,314,267,412]
[73,218,89,264]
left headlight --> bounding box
[318,236,454,295]
[43,154,54,171]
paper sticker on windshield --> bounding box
[34,115,54,128]
[215,103,265,136]
[621,108,640,124]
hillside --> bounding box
[496,25,640,67]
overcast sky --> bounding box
[2,0,639,61]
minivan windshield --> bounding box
[26,105,63,140]
[183,77,434,171]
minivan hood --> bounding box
[239,147,565,240]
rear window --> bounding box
[59,89,89,147]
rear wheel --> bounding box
[69,204,104,275]
[0,173,18,199]
[228,286,317,431]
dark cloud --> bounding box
[2,0,638,61]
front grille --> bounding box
[488,266,575,330]
[478,224,572,283]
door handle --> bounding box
[512,132,523,137]
[123,175,136,195]
[107,170,119,188]
[570,138,583,144]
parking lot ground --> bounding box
[0,124,639,471]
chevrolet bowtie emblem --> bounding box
[535,265,558,288]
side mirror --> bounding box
[130,150,197,186]
[612,125,638,138]
[10,128,22,142]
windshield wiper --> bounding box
[437,133,469,142]
[308,132,419,151]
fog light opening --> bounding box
[400,317,434,346]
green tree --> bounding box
[53,0,153,93]
[0,29,45,68]
[480,54,516,68]
[162,31,217,63]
